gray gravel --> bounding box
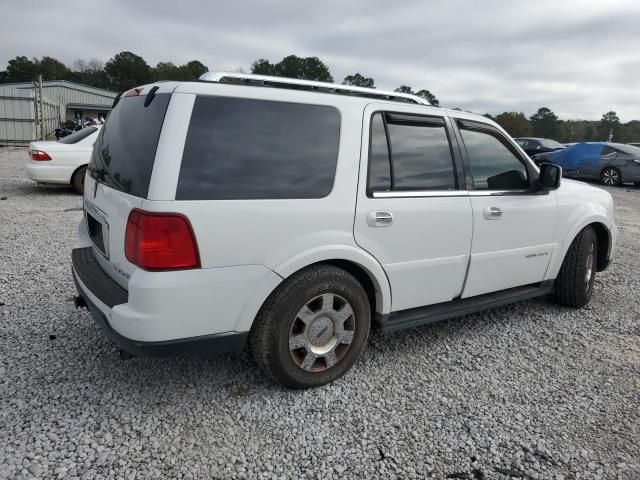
[1,146,639,480]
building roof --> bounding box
[0,80,117,98]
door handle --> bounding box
[366,211,394,227]
[483,206,502,220]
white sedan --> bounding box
[25,125,101,194]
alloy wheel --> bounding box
[288,293,355,372]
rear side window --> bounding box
[459,127,529,190]
[176,96,341,200]
[57,127,97,144]
[367,112,457,193]
[88,94,170,198]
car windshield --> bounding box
[539,139,563,149]
[57,127,98,144]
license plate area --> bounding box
[84,201,109,259]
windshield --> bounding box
[539,139,563,149]
[57,127,98,144]
[88,93,170,197]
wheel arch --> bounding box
[70,163,88,185]
[233,246,392,332]
[546,218,614,280]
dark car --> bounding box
[532,142,640,186]
[514,137,565,157]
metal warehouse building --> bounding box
[0,80,117,145]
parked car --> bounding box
[532,142,640,186]
[514,137,565,157]
[26,125,102,194]
[72,73,617,389]
[628,143,640,148]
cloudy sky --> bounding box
[2,0,639,120]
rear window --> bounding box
[88,94,170,197]
[57,127,98,144]
[176,96,340,200]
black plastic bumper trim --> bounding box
[71,247,127,308]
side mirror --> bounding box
[538,162,561,190]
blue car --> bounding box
[532,142,640,186]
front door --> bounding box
[354,104,473,312]
[453,120,557,298]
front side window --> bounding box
[459,127,529,190]
[177,96,340,200]
[367,112,456,194]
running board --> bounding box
[377,281,554,334]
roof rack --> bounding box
[198,72,432,106]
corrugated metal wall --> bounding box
[0,87,60,144]
[0,81,116,144]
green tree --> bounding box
[153,62,180,81]
[394,85,413,94]
[5,56,37,82]
[36,56,71,80]
[415,89,439,107]
[251,55,333,82]
[343,73,375,88]
[183,60,208,79]
[494,112,532,137]
[251,58,275,75]
[529,107,561,139]
[598,111,623,142]
[104,51,152,92]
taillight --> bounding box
[31,150,51,161]
[124,209,200,271]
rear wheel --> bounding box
[600,167,621,186]
[72,166,87,194]
[554,226,598,307]
[249,264,370,389]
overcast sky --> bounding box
[2,0,639,120]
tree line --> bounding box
[0,53,440,106]
[489,108,640,143]
[2,52,636,141]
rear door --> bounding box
[354,104,472,312]
[84,87,173,288]
[453,119,557,298]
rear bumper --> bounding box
[25,161,75,184]
[72,247,248,356]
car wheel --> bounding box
[554,226,598,308]
[600,167,621,186]
[249,264,371,389]
[72,166,87,195]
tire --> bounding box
[600,167,621,186]
[249,264,371,389]
[72,166,87,195]
[554,226,598,308]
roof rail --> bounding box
[198,72,432,106]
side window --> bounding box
[177,96,341,200]
[367,112,457,194]
[459,127,529,190]
[368,113,391,191]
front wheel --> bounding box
[600,167,621,186]
[249,264,371,389]
[554,226,598,307]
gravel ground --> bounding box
[0,147,639,480]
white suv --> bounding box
[72,73,617,389]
